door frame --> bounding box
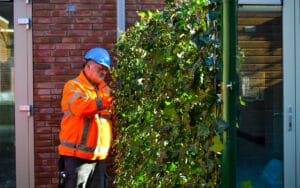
[283,0,299,187]
[14,0,34,187]
[296,0,300,185]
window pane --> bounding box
[237,5,283,188]
[0,2,16,187]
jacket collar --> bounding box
[77,71,106,90]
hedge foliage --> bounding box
[112,0,224,187]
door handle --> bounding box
[17,17,31,30]
[288,106,293,131]
[19,105,33,117]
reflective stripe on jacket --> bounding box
[58,71,112,160]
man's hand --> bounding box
[101,96,112,109]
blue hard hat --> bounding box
[84,47,111,69]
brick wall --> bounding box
[126,0,165,28]
[32,0,164,187]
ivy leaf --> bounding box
[209,136,224,153]
[145,111,152,121]
[192,167,202,174]
[165,101,172,106]
[205,57,214,66]
[239,96,246,106]
[169,162,177,172]
[137,11,146,19]
[214,118,230,133]
[240,180,253,188]
[138,173,145,182]
[164,106,176,120]
[194,0,208,6]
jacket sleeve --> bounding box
[61,80,103,117]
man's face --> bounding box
[86,60,109,84]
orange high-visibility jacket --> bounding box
[58,71,112,160]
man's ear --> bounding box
[85,61,93,70]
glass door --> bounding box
[236,4,283,188]
[0,1,15,187]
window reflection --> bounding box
[237,4,283,188]
[0,2,16,187]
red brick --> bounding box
[87,31,108,36]
[72,10,92,17]
[49,0,67,3]
[68,30,89,37]
[54,4,69,10]
[34,4,56,10]
[55,43,76,49]
[33,37,51,43]
[33,50,51,57]
[99,4,115,10]
[81,37,103,43]
[70,24,92,30]
[35,140,53,147]
[34,44,56,50]
[44,31,67,37]
[77,4,98,10]
[50,11,69,17]
[51,50,69,56]
[75,17,98,23]
[53,17,75,24]
[34,17,53,24]
[37,89,51,95]
[33,57,56,63]
[45,69,67,75]
[62,37,81,43]
[33,10,51,17]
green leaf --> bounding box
[137,11,146,19]
[239,96,246,106]
[209,136,224,153]
[214,119,230,133]
[169,162,177,172]
[165,101,172,106]
[240,180,253,188]
[138,173,145,182]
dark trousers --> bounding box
[58,156,107,188]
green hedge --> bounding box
[112,0,225,187]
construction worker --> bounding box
[58,47,113,188]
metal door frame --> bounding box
[296,0,300,185]
[14,0,34,187]
[283,0,299,187]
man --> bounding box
[58,47,113,188]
